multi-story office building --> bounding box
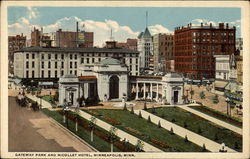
[31,27,42,47]
[117,38,137,51]
[13,45,140,81]
[174,23,236,79]
[8,34,26,74]
[153,33,173,72]
[56,29,94,48]
[138,27,153,72]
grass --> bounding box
[189,106,242,128]
[42,95,55,104]
[148,107,242,152]
[41,108,121,152]
[86,109,204,152]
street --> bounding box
[8,96,95,152]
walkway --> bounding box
[133,109,236,152]
[77,110,162,152]
[26,94,52,108]
[178,105,242,135]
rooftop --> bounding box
[14,46,139,54]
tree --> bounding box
[135,139,144,152]
[200,91,205,99]
[158,120,161,128]
[147,115,151,123]
[170,127,174,135]
[88,116,97,142]
[143,102,147,110]
[54,91,59,102]
[184,135,189,142]
[190,90,194,99]
[130,106,134,114]
[212,95,219,104]
[109,126,118,152]
[202,144,206,152]
[138,111,142,118]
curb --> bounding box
[48,116,98,152]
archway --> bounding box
[109,75,119,99]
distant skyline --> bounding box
[8,7,241,46]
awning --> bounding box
[214,81,228,88]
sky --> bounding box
[8,7,241,47]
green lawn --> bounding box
[189,106,242,128]
[86,109,204,152]
[42,95,54,104]
[41,108,121,152]
[147,107,242,152]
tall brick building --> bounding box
[117,38,137,51]
[153,33,173,72]
[8,34,26,74]
[174,23,236,79]
[56,29,94,48]
[31,27,42,47]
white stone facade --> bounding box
[14,47,140,80]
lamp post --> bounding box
[63,106,70,128]
[226,97,230,115]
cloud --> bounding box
[27,7,38,19]
[8,16,173,46]
[148,24,173,35]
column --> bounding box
[143,83,146,99]
[150,83,153,100]
[135,82,139,100]
[156,84,159,101]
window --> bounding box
[55,54,58,59]
[26,54,29,59]
[26,61,29,69]
[26,71,29,78]
[42,62,44,68]
[75,70,77,76]
[48,54,51,59]
[61,54,64,59]
[92,58,95,63]
[61,70,64,76]
[55,71,57,78]
[70,62,72,68]
[32,54,35,59]
[32,71,35,78]
[48,71,51,78]
[136,65,138,71]
[75,54,77,59]
[99,58,101,62]
[70,54,73,59]
[87,58,89,64]
[130,58,132,64]
[48,61,51,68]
[81,58,84,63]
[41,70,44,78]
[70,70,72,74]
[32,61,35,68]
[41,54,44,59]
[55,62,57,69]
[75,62,77,68]
[61,61,64,68]
[136,59,138,64]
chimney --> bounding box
[201,23,203,27]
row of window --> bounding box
[192,32,234,37]
[26,70,77,78]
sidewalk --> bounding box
[133,110,236,152]
[26,94,52,108]
[77,110,162,152]
[178,105,242,135]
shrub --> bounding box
[158,121,161,128]
[171,118,176,123]
[151,106,156,114]
[202,144,206,152]
[123,103,127,111]
[184,121,188,128]
[200,91,205,99]
[197,126,202,134]
[148,115,151,123]
[130,106,134,114]
[184,135,188,142]
[143,102,147,110]
[138,111,142,118]
[214,133,218,141]
[170,127,174,135]
[234,141,239,149]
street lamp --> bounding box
[225,97,230,115]
[63,106,70,128]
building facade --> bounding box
[56,29,94,48]
[138,27,153,72]
[236,38,243,51]
[235,50,243,84]
[117,38,137,51]
[174,23,236,80]
[31,27,42,47]
[13,46,140,80]
[153,33,173,73]
[8,34,26,74]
